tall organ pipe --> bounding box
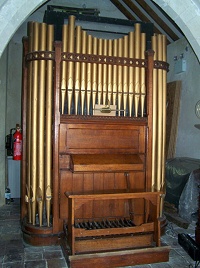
[140,33,146,117]
[156,34,163,191]
[67,16,75,114]
[151,35,158,191]
[80,30,87,114]
[26,21,34,223]
[30,22,39,225]
[61,24,68,114]
[117,38,123,116]
[74,25,81,115]
[37,23,47,226]
[112,39,118,107]
[123,35,128,116]
[45,24,54,227]
[92,37,98,111]
[107,39,113,106]
[134,23,141,117]
[102,39,108,106]
[128,32,134,117]
[97,39,103,105]
[161,34,167,190]
[87,35,92,115]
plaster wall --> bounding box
[0,48,7,206]
[6,42,22,134]
[167,38,200,158]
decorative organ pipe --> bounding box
[162,35,167,190]
[23,15,169,227]
[30,22,39,226]
[128,31,134,117]
[67,15,75,115]
[60,16,168,126]
[151,35,158,191]
[87,35,92,114]
[107,39,113,106]
[123,35,128,116]
[81,30,87,115]
[150,33,167,217]
[61,24,68,114]
[117,38,123,116]
[134,23,141,117]
[92,37,98,109]
[97,38,103,105]
[25,21,54,226]
[156,34,163,192]
[45,24,54,227]
[26,22,34,224]
[112,39,118,107]
[140,33,146,117]
[37,23,47,226]
[74,26,81,115]
[102,39,108,106]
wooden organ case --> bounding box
[21,15,170,267]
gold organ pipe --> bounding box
[151,35,158,191]
[86,35,92,115]
[67,15,75,114]
[134,23,141,117]
[102,39,108,106]
[45,24,54,227]
[161,35,167,190]
[123,35,128,116]
[128,31,134,117]
[74,25,81,115]
[61,24,68,114]
[97,39,103,105]
[156,34,163,191]
[30,22,39,225]
[92,37,98,110]
[26,21,34,223]
[37,23,47,226]
[140,33,146,117]
[80,30,87,114]
[107,39,113,105]
[118,38,123,116]
[112,39,118,106]
[159,35,167,217]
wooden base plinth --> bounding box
[64,246,170,268]
[22,219,64,246]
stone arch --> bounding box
[0,0,200,58]
[0,0,47,56]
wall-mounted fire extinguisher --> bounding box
[13,124,22,160]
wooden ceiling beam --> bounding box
[121,0,163,36]
[110,0,171,44]
[110,0,137,21]
[135,0,179,41]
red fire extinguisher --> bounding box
[13,124,22,160]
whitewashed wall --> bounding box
[167,38,200,158]
[0,48,7,206]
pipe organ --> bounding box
[21,15,170,267]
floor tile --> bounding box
[0,199,198,268]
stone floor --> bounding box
[0,199,198,268]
